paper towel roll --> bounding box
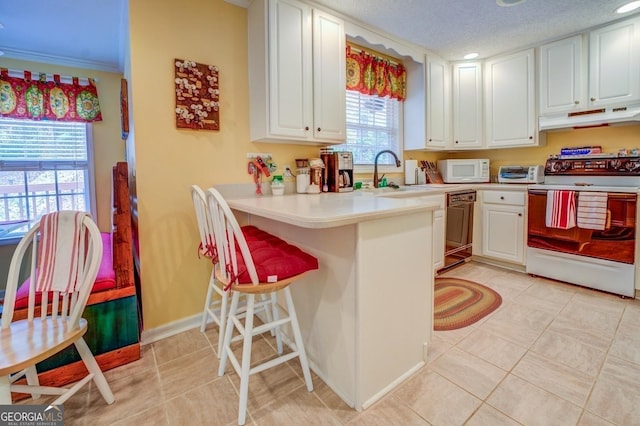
[405,160,418,185]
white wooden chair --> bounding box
[0,212,114,406]
[206,187,316,425]
[191,184,228,357]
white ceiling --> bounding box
[0,0,639,73]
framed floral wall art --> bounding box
[174,59,220,130]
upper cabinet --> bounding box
[539,35,585,115]
[589,18,640,108]
[452,62,483,149]
[425,55,451,149]
[248,0,345,144]
[539,18,640,115]
[484,48,540,148]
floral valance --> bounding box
[0,68,102,122]
[346,44,406,101]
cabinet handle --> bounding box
[305,126,309,131]
[317,127,321,132]
[590,97,596,102]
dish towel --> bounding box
[577,192,608,230]
[36,211,89,293]
[546,190,576,229]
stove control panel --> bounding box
[545,157,640,176]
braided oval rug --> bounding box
[434,277,502,331]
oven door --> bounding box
[527,189,636,264]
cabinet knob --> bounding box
[305,126,309,131]
[529,136,533,139]
[590,97,596,102]
[500,196,505,200]
[518,213,523,217]
[317,127,321,132]
[455,140,459,144]
[574,100,580,105]
[428,138,432,142]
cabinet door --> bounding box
[482,204,525,264]
[312,9,346,142]
[268,0,313,139]
[452,62,483,149]
[589,18,640,107]
[426,56,451,148]
[485,49,536,148]
[539,35,585,114]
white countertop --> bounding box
[216,182,529,229]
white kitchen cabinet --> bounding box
[425,55,451,149]
[479,190,526,265]
[539,17,640,115]
[248,0,345,144]
[452,62,483,149]
[484,49,539,148]
[423,194,445,271]
[589,17,640,108]
[539,35,585,115]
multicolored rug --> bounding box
[434,277,502,331]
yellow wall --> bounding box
[128,0,640,330]
[0,58,125,231]
[128,0,322,329]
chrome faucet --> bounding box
[373,150,401,188]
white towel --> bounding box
[36,211,89,293]
[577,192,608,230]
[545,190,576,229]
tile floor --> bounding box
[19,261,640,425]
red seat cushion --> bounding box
[233,226,318,284]
[13,232,117,310]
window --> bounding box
[0,118,95,241]
[338,90,402,170]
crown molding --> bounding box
[0,46,122,74]
[225,0,250,8]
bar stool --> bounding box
[191,185,227,357]
[206,187,317,425]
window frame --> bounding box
[0,118,97,244]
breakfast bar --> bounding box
[217,186,439,410]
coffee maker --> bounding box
[325,151,354,192]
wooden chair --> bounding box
[206,187,317,425]
[191,184,227,357]
[0,212,115,406]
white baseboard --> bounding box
[140,313,202,346]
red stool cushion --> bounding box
[234,226,318,284]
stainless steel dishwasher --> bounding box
[441,189,476,271]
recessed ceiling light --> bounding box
[464,53,479,60]
[497,0,527,6]
[617,1,640,13]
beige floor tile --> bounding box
[164,377,239,426]
[425,334,453,364]
[547,317,612,352]
[478,312,546,348]
[608,333,640,365]
[484,273,533,300]
[487,374,582,426]
[80,368,165,426]
[152,328,213,365]
[346,394,429,425]
[429,347,507,399]
[557,295,625,337]
[578,412,616,426]
[308,373,359,424]
[113,405,169,426]
[105,344,157,383]
[530,329,606,376]
[393,369,481,425]
[465,403,522,426]
[250,386,342,426]
[157,347,221,400]
[586,355,640,425]
[616,301,640,338]
[512,351,595,406]
[457,328,528,371]
[432,324,475,345]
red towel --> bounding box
[36,211,89,293]
[545,190,576,229]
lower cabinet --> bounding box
[479,190,526,265]
[420,194,445,271]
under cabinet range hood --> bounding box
[539,105,640,131]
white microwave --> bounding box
[437,159,490,183]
